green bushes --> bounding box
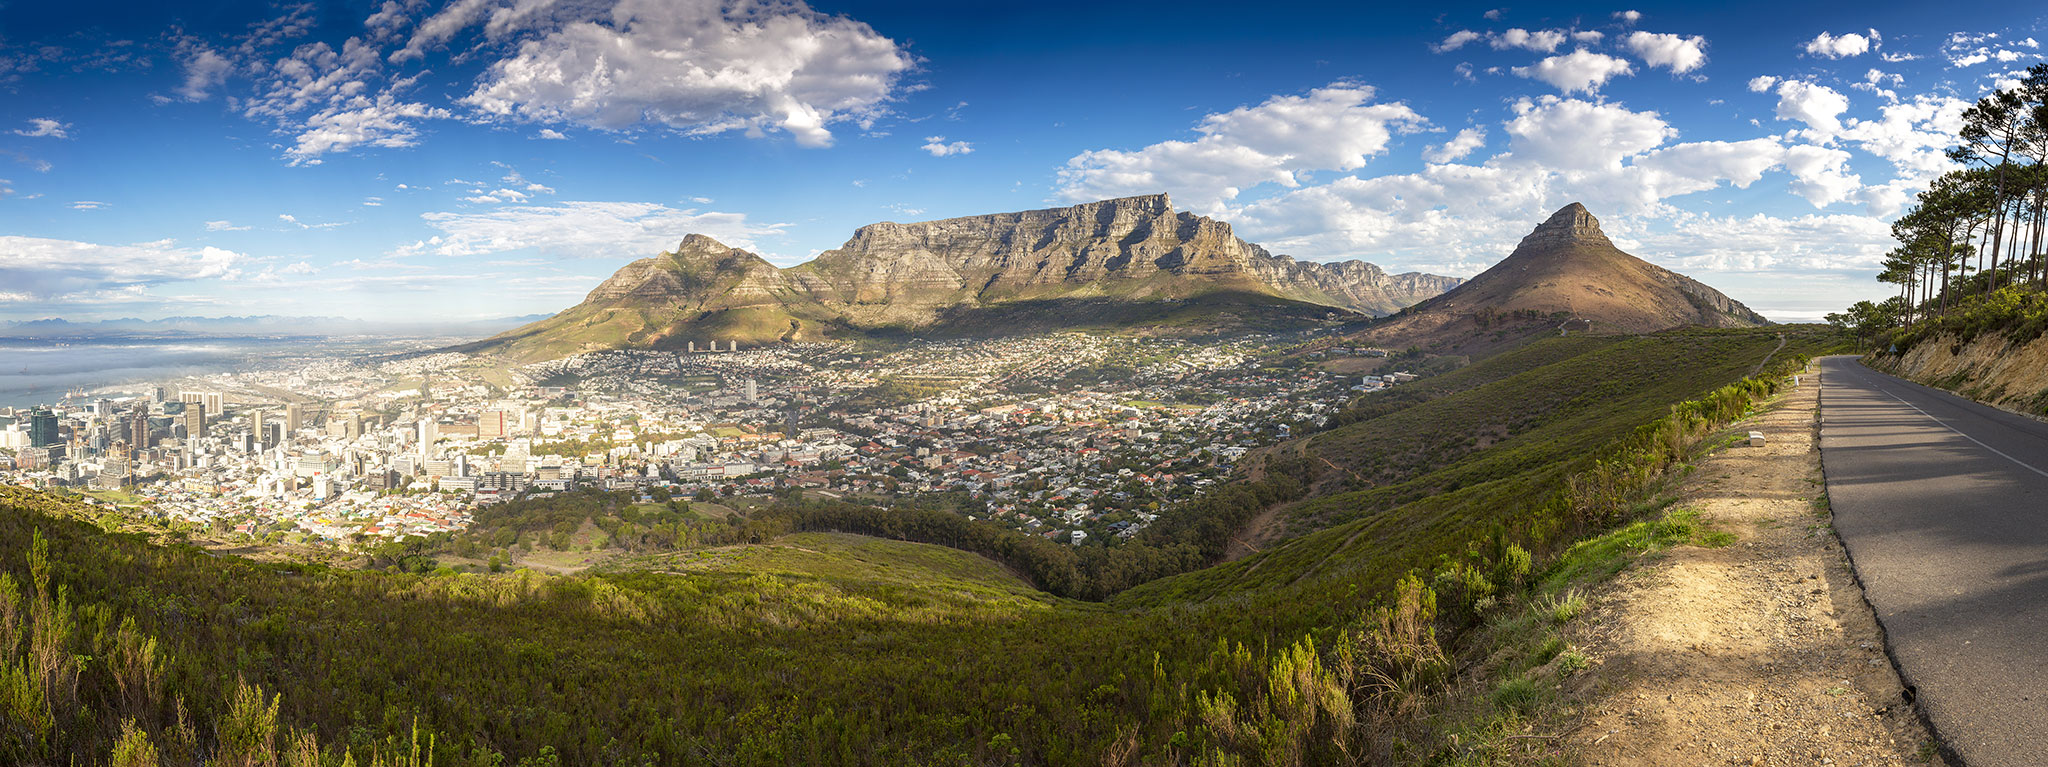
[760,452,1315,601]
[1159,346,1809,763]
[1889,285,2048,353]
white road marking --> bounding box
[1837,364,2048,480]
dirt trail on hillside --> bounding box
[1565,365,1942,766]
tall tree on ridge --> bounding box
[1950,86,2035,292]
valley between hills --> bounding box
[1,198,1878,766]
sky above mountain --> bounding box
[0,0,2041,324]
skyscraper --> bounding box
[251,410,265,443]
[127,410,150,452]
[284,402,303,434]
[179,391,223,415]
[27,407,58,448]
[418,418,438,458]
[184,401,207,439]
[744,378,758,402]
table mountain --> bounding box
[462,195,1461,361]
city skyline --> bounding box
[2,0,2045,324]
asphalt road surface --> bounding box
[1819,356,2048,766]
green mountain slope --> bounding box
[1118,328,1832,608]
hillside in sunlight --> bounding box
[0,324,1844,766]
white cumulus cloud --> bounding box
[1771,80,1851,138]
[1512,49,1635,94]
[459,0,915,149]
[1492,28,1569,53]
[1625,31,1708,73]
[1056,82,1427,212]
[1782,144,1861,206]
[1502,97,1674,173]
[1804,30,1875,59]
[921,136,973,157]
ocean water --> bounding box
[0,337,281,410]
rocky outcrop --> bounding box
[1514,202,1613,251]
[468,194,1463,361]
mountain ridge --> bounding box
[465,194,1463,361]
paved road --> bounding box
[1819,356,2048,766]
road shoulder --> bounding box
[1563,362,1941,766]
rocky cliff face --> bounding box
[1513,202,1613,251]
[803,193,1459,316]
[469,195,1462,361]
[1247,252,1465,316]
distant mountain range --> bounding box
[463,194,1464,361]
[1352,202,1768,352]
[0,314,552,338]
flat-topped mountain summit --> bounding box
[465,195,1462,361]
[1355,203,1767,350]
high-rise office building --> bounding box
[127,410,151,452]
[178,391,223,415]
[183,402,207,439]
[27,407,59,448]
[418,419,438,458]
[284,402,303,434]
[251,410,265,443]
[478,410,507,440]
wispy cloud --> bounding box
[12,118,70,138]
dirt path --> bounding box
[1749,332,1790,378]
[1565,363,1942,766]
[1223,436,1373,562]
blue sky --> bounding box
[0,1,2042,324]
